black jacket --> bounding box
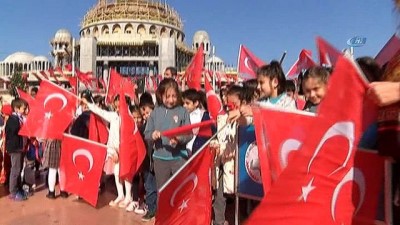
[5,114,24,153]
[70,111,91,139]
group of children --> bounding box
[1,58,381,225]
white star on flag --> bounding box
[178,199,190,213]
[78,171,85,180]
[299,177,316,202]
[45,112,52,119]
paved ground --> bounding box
[0,170,248,225]
[0,173,154,225]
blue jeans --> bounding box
[143,168,157,214]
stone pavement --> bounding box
[0,174,154,225]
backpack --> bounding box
[26,140,43,161]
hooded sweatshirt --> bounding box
[144,104,192,160]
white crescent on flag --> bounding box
[170,173,198,207]
[330,167,365,222]
[72,149,94,172]
[43,93,68,112]
[307,121,354,176]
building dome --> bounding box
[206,56,224,64]
[193,30,210,44]
[82,0,183,29]
[33,55,49,62]
[54,29,72,43]
[3,52,35,64]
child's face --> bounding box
[132,111,143,126]
[226,94,241,109]
[162,88,178,108]
[15,105,26,114]
[113,99,120,112]
[257,76,278,98]
[302,78,327,105]
[183,98,198,113]
[140,106,153,121]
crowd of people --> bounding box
[0,55,399,225]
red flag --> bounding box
[286,49,316,79]
[155,145,213,225]
[161,120,215,138]
[31,72,42,82]
[65,64,72,71]
[375,34,400,66]
[60,134,107,207]
[19,80,78,139]
[55,66,65,76]
[76,70,93,88]
[185,44,204,91]
[118,82,146,180]
[16,88,35,106]
[238,45,265,80]
[68,76,78,94]
[351,149,386,224]
[106,69,136,103]
[88,113,109,144]
[248,56,368,224]
[21,72,28,81]
[316,36,342,67]
[39,71,50,80]
[48,68,60,84]
[204,74,225,119]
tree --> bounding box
[9,64,26,97]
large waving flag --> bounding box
[238,45,266,80]
[60,134,107,207]
[88,113,109,144]
[375,33,400,67]
[19,80,78,139]
[155,144,212,225]
[248,56,370,224]
[316,36,342,67]
[185,44,204,91]
[286,49,316,79]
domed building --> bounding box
[0,52,51,80]
[77,0,193,83]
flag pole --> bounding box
[159,122,230,192]
[236,45,242,82]
[279,51,287,65]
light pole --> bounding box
[346,36,367,58]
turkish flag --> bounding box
[238,44,265,80]
[185,44,204,91]
[48,68,60,84]
[375,33,400,67]
[39,71,50,80]
[88,113,109,144]
[286,49,316,79]
[155,144,213,225]
[204,74,225,119]
[16,88,35,106]
[161,120,215,138]
[76,70,93,89]
[248,56,369,224]
[351,149,386,224]
[31,72,42,82]
[60,133,107,207]
[118,82,146,180]
[68,76,78,94]
[316,36,342,67]
[19,80,78,139]
[106,69,136,103]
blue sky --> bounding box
[0,0,397,71]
